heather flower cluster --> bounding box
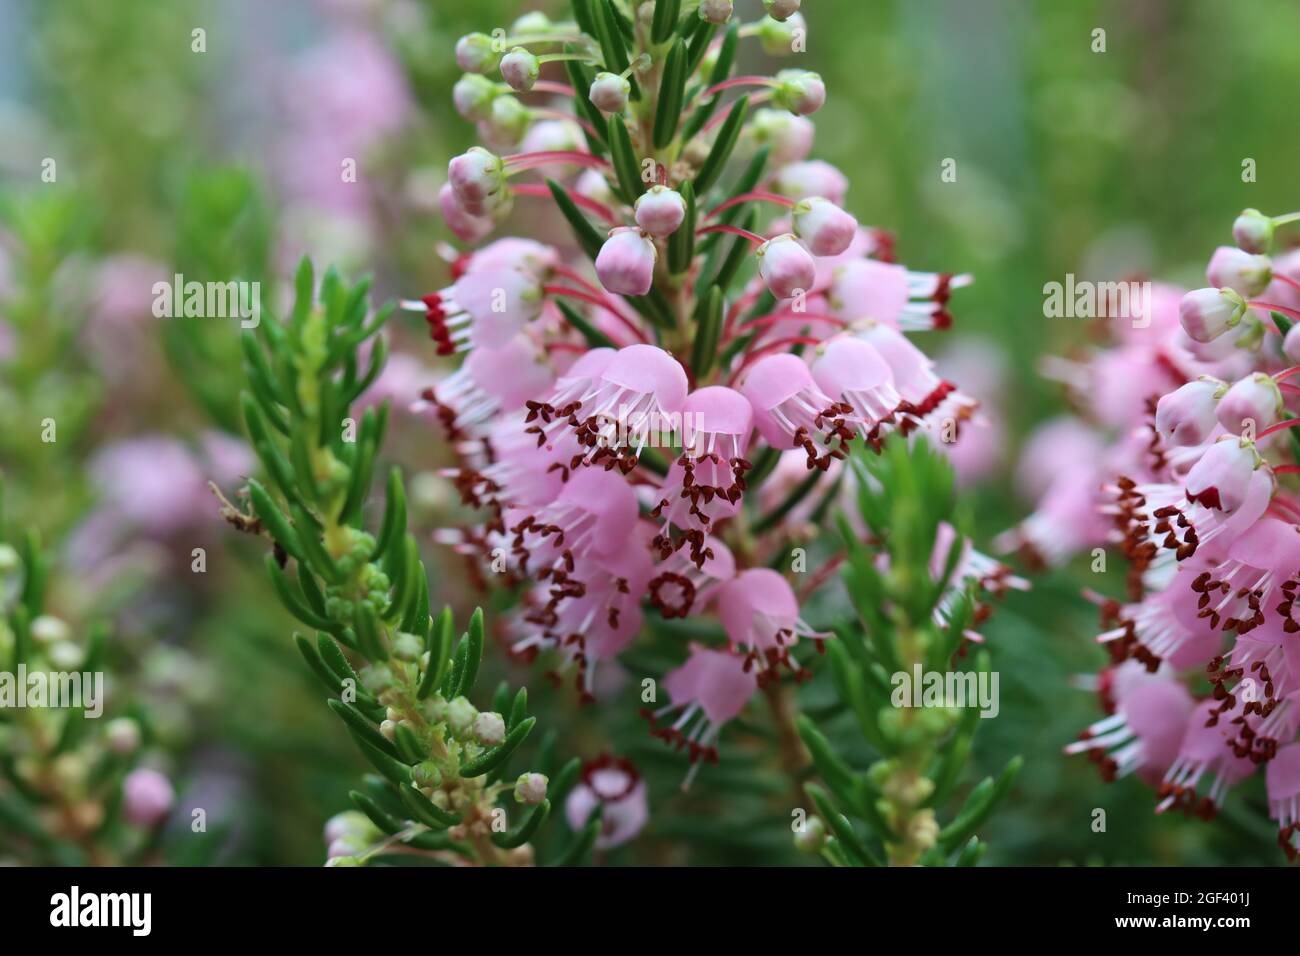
[1009,208,1300,859]
[418,0,1001,826]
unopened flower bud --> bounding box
[500,47,540,93]
[379,719,398,740]
[1216,372,1282,433]
[31,615,70,645]
[634,185,687,236]
[1185,437,1258,513]
[750,109,814,165]
[105,717,141,755]
[511,12,552,33]
[773,70,825,116]
[764,0,802,21]
[589,72,631,113]
[514,772,549,805]
[439,183,496,244]
[411,761,443,788]
[392,631,424,662]
[758,12,806,56]
[1284,323,1300,364]
[1155,378,1223,446]
[473,711,507,746]
[792,196,856,255]
[446,696,478,733]
[595,227,657,296]
[793,814,825,853]
[756,233,816,299]
[698,0,733,23]
[1233,208,1274,254]
[122,768,175,828]
[1179,287,1245,343]
[448,147,506,213]
[456,33,500,73]
[478,95,531,149]
[0,543,18,574]
[453,73,497,122]
[1207,246,1272,298]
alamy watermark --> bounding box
[1043,274,1151,328]
[890,664,999,719]
[0,665,104,718]
[152,273,261,328]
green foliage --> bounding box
[234,260,574,866]
[799,440,1022,866]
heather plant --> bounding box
[0,490,184,866]
[374,0,1026,865]
[228,261,588,866]
[1011,209,1300,861]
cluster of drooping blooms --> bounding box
[1017,207,1300,858]
[415,0,1007,792]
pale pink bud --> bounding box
[477,95,530,149]
[439,183,495,244]
[756,233,815,299]
[1178,287,1244,343]
[634,185,687,236]
[698,0,733,24]
[448,147,506,213]
[1232,208,1274,254]
[473,711,506,746]
[500,47,539,93]
[1185,438,1257,513]
[589,71,631,113]
[453,73,497,121]
[792,197,857,256]
[595,227,657,296]
[455,33,500,74]
[122,768,175,828]
[1155,378,1222,447]
[773,70,825,116]
[771,160,848,205]
[514,772,549,805]
[750,109,814,165]
[1284,323,1300,364]
[1206,245,1272,297]
[763,0,802,21]
[1216,373,1282,433]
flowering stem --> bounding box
[510,183,617,223]
[727,335,823,383]
[1271,273,1300,293]
[1274,365,1300,382]
[695,223,766,245]
[1271,211,1300,227]
[701,75,778,99]
[706,191,798,218]
[1256,417,1300,440]
[543,284,650,343]
[529,80,575,96]
[1249,300,1300,321]
[503,150,611,173]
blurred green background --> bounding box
[1,0,1295,864]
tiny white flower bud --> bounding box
[1233,208,1274,254]
[105,718,142,755]
[589,72,631,113]
[698,0,733,24]
[634,185,687,236]
[763,0,802,22]
[446,696,478,733]
[31,614,70,645]
[379,719,398,741]
[473,711,507,746]
[455,33,500,74]
[500,47,540,93]
[514,772,549,805]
